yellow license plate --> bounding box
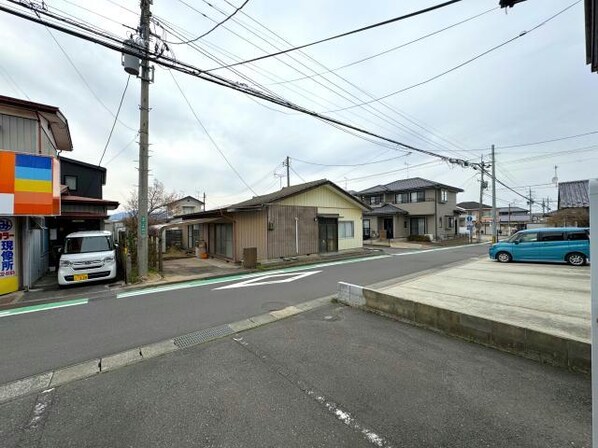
[73,274,88,281]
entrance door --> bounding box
[318,218,338,253]
[383,218,393,239]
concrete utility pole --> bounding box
[137,0,152,278]
[477,156,485,243]
[491,144,497,242]
[203,192,206,211]
[528,187,533,217]
[285,156,290,187]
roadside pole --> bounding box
[491,144,497,242]
[590,179,598,448]
[477,156,484,243]
[136,0,152,278]
[286,156,290,187]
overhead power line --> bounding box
[171,0,250,44]
[326,0,581,113]
[474,129,598,150]
[205,0,463,72]
[292,153,410,167]
[270,6,498,86]
[42,21,137,132]
[168,70,257,195]
[98,75,131,166]
[0,1,472,165]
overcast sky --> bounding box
[1,0,596,212]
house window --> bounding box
[396,193,409,204]
[65,175,77,191]
[440,189,448,203]
[410,191,425,203]
[410,217,426,235]
[181,206,194,214]
[446,217,454,229]
[368,196,382,205]
[214,223,233,258]
[339,221,354,239]
[397,191,424,203]
[363,219,370,239]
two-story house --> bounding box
[166,196,204,217]
[0,95,72,294]
[359,177,463,241]
[45,157,119,268]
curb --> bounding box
[0,296,332,404]
[336,282,590,374]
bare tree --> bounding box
[125,179,182,230]
[546,208,589,227]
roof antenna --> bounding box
[551,165,558,186]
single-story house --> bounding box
[176,179,370,263]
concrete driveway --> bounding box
[381,258,590,342]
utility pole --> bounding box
[528,187,533,217]
[136,0,152,278]
[285,156,290,187]
[203,192,206,211]
[477,156,485,243]
[491,144,497,242]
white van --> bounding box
[58,230,117,286]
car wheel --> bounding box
[496,251,512,263]
[566,252,586,266]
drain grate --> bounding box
[173,325,234,349]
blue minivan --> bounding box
[489,227,590,266]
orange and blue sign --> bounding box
[0,151,60,215]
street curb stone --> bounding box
[0,296,332,404]
[337,281,591,373]
[50,359,100,387]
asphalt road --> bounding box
[0,244,488,384]
[1,303,589,448]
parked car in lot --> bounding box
[58,230,117,286]
[489,227,590,266]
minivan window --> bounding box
[539,232,564,242]
[65,236,112,254]
[518,232,538,243]
[568,231,589,241]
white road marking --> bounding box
[213,271,321,290]
[392,242,490,257]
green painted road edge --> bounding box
[116,254,392,299]
[0,295,332,404]
[0,298,88,318]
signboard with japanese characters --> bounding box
[0,217,18,295]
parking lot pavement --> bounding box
[1,304,590,448]
[381,258,591,342]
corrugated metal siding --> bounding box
[234,210,267,261]
[277,185,363,251]
[0,113,37,153]
[267,205,318,259]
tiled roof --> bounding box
[228,179,370,211]
[364,203,408,216]
[558,180,589,208]
[457,201,491,210]
[358,177,463,195]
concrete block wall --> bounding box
[337,282,590,373]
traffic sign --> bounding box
[466,215,474,223]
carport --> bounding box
[151,218,220,272]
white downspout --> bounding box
[295,217,299,254]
